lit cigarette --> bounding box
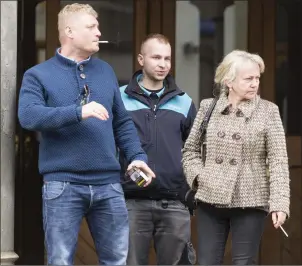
[98,41,109,43]
[279,225,288,237]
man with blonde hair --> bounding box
[18,3,154,265]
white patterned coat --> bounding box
[182,93,290,216]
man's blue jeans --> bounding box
[42,181,129,265]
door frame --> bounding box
[249,0,302,264]
[247,1,281,264]
[15,0,45,264]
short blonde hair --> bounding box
[214,50,265,92]
[58,3,98,39]
[140,33,170,54]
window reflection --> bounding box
[275,0,302,135]
[35,0,134,85]
[61,0,134,85]
[35,1,46,63]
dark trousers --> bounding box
[197,202,267,265]
[126,199,192,265]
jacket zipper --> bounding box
[152,105,157,173]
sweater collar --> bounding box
[54,48,92,69]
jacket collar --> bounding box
[125,70,184,97]
[216,92,260,118]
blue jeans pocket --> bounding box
[110,183,124,194]
[43,181,67,200]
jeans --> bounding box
[126,199,192,265]
[42,181,129,265]
[196,202,267,265]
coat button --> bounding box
[229,159,238,165]
[232,133,241,140]
[79,65,84,71]
[80,73,86,79]
[215,157,223,164]
[217,131,225,138]
[236,110,244,117]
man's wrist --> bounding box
[132,155,147,164]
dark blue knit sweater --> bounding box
[18,50,147,184]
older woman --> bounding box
[182,50,290,265]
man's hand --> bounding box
[272,211,287,229]
[82,101,109,120]
[127,160,155,187]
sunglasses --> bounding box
[77,85,90,106]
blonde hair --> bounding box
[58,3,98,40]
[214,50,265,93]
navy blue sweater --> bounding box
[18,50,147,184]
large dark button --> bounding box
[80,73,86,79]
[229,159,238,165]
[79,64,84,71]
[236,110,244,117]
[222,105,231,115]
[232,133,241,140]
[217,131,225,138]
[215,157,223,164]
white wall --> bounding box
[175,0,249,107]
[224,1,248,55]
[1,1,19,264]
[175,1,200,107]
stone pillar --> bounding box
[1,1,19,265]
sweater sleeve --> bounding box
[266,104,290,217]
[112,77,147,164]
[18,69,81,131]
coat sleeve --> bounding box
[182,99,210,189]
[266,104,290,217]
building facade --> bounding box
[1,0,302,264]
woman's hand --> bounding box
[271,211,286,229]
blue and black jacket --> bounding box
[119,70,196,200]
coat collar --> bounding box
[125,70,184,96]
[216,92,260,118]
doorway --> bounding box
[249,0,302,264]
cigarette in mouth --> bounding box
[98,41,109,43]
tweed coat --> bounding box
[182,93,290,216]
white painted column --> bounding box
[1,1,19,264]
[175,1,200,106]
[224,0,248,55]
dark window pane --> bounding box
[275,0,302,135]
